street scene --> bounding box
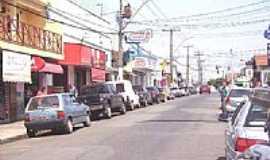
[1,0,270,160]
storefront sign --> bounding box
[59,43,91,66]
[92,49,106,69]
[125,29,152,43]
[91,68,105,82]
[133,57,147,68]
[2,51,31,83]
[255,54,268,66]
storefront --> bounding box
[59,43,92,91]
[0,50,31,123]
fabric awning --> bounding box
[39,62,64,74]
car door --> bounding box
[225,101,248,157]
[63,95,80,124]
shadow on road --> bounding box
[216,156,225,160]
[140,119,218,124]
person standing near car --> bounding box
[69,84,78,97]
[220,80,229,119]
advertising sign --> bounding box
[3,51,31,83]
[255,54,268,66]
[125,29,152,43]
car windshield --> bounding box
[146,87,155,91]
[80,85,102,95]
[116,83,125,93]
[245,100,269,127]
[229,89,250,98]
[27,96,60,111]
[133,86,143,92]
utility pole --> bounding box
[97,3,104,45]
[162,28,181,84]
[194,51,204,84]
[118,0,124,80]
[183,45,193,87]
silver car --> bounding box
[24,93,91,137]
[225,88,269,160]
[236,144,270,160]
[225,87,251,113]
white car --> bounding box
[225,87,251,112]
[106,80,140,110]
[170,87,182,97]
[225,88,269,160]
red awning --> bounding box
[32,57,63,74]
[39,62,64,74]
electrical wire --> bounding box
[2,0,112,37]
[48,6,118,32]
[64,0,110,24]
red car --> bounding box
[199,85,211,94]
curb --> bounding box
[0,134,27,145]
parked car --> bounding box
[146,86,161,103]
[188,86,197,95]
[133,85,153,106]
[225,87,251,113]
[199,85,211,94]
[170,87,182,97]
[106,80,140,110]
[225,88,269,160]
[158,87,174,100]
[24,93,91,137]
[77,83,126,119]
[236,144,270,160]
[158,87,167,102]
[179,87,188,96]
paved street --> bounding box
[0,94,226,160]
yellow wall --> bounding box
[0,0,63,59]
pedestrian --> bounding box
[219,80,229,120]
[36,87,47,96]
[69,84,78,97]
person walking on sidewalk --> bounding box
[36,87,47,96]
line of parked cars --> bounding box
[223,87,270,160]
[24,80,198,137]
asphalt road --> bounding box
[0,93,226,160]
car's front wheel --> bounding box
[120,103,126,115]
[27,129,37,138]
[83,114,91,127]
[104,106,112,119]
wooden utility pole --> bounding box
[118,0,123,80]
[162,28,181,83]
[183,45,193,87]
[194,51,204,84]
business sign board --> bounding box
[125,29,152,43]
[255,54,268,66]
[2,51,31,83]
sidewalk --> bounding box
[0,121,27,144]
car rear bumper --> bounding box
[25,120,65,131]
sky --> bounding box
[53,0,270,82]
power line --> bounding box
[150,0,168,19]
[48,5,118,32]
[64,0,110,24]
[138,0,270,23]
[47,7,111,38]
[2,0,112,37]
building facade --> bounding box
[0,0,63,123]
